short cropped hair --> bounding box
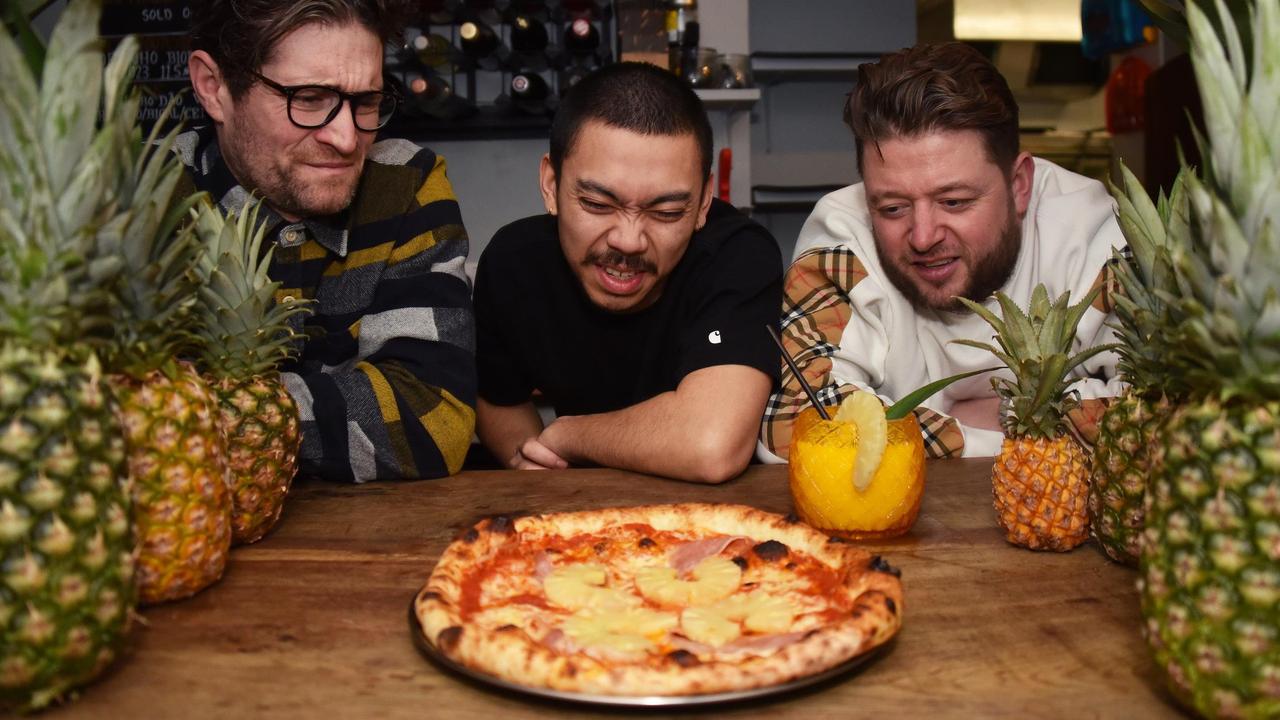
[189,0,407,98]
[844,42,1020,173]
[549,62,714,181]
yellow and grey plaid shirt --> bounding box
[176,128,476,482]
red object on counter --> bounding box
[1105,55,1152,134]
[718,148,732,203]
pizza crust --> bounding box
[416,503,903,696]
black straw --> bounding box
[766,325,830,421]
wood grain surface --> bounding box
[43,460,1189,719]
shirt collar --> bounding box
[188,127,350,257]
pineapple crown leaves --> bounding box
[952,285,1118,439]
[1164,0,1280,401]
[1104,164,1192,397]
[190,199,313,379]
[0,0,138,350]
[101,99,211,376]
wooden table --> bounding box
[47,460,1188,719]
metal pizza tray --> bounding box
[407,600,888,708]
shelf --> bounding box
[694,88,762,110]
[750,53,880,80]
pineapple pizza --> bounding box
[415,504,902,695]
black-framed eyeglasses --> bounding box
[251,71,399,131]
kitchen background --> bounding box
[20,0,1194,273]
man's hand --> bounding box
[949,397,1003,431]
[510,435,568,470]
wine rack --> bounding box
[384,0,618,139]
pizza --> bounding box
[414,503,903,696]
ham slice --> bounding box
[669,536,747,574]
[533,551,553,581]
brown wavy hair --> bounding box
[189,0,409,98]
[844,42,1020,174]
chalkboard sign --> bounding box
[99,1,193,38]
[101,0,204,127]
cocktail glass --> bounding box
[788,407,927,540]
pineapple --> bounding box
[957,286,1114,551]
[634,556,742,607]
[97,70,232,604]
[679,606,740,646]
[544,563,635,611]
[190,202,310,544]
[1090,166,1190,566]
[0,0,137,710]
[1137,2,1280,716]
[562,607,677,658]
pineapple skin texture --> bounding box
[0,348,135,713]
[213,376,301,545]
[1090,393,1169,566]
[1140,399,1280,720]
[112,364,232,604]
[992,435,1091,551]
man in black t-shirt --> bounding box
[473,62,782,483]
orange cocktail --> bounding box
[788,406,926,540]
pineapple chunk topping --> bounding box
[680,606,741,646]
[834,390,888,491]
[634,556,742,607]
[679,594,797,647]
[562,607,678,658]
[544,563,636,611]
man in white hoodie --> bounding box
[759,42,1124,461]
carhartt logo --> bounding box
[707,330,722,344]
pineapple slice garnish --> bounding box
[680,606,741,646]
[835,390,888,491]
[562,607,678,658]
[544,563,635,611]
[634,556,742,607]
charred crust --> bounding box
[885,597,897,615]
[437,626,463,652]
[785,561,797,570]
[667,650,700,667]
[783,512,801,524]
[496,624,518,632]
[732,556,749,570]
[741,581,759,590]
[462,528,480,543]
[638,537,656,548]
[752,540,789,562]
[420,590,442,603]
[826,535,851,544]
[593,541,608,555]
[488,515,516,534]
[869,555,901,578]
[851,608,863,620]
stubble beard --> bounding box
[875,203,1022,315]
[220,119,361,219]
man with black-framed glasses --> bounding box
[180,0,477,483]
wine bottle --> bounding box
[509,71,550,114]
[564,18,599,57]
[401,70,474,121]
[412,32,455,69]
[459,19,509,69]
[510,14,548,57]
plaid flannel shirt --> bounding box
[176,128,476,482]
[760,246,1118,459]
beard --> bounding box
[219,118,362,219]
[875,202,1022,314]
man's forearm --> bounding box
[477,398,545,467]
[542,366,770,484]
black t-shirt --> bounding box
[474,199,783,416]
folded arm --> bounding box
[536,364,772,484]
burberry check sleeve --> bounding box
[759,246,965,460]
